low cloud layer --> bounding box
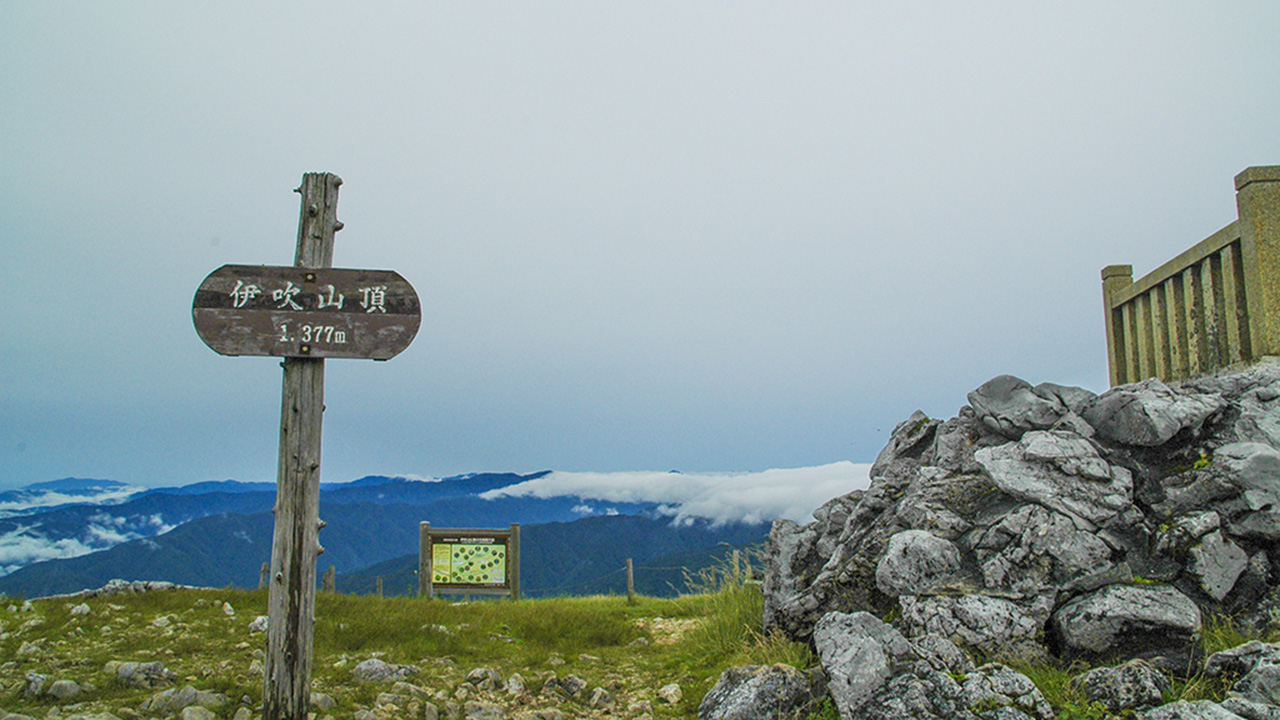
[481,462,871,525]
[0,513,173,577]
[0,486,146,519]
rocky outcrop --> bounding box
[802,610,1051,720]
[765,364,1280,661]
[697,664,817,720]
[737,363,1280,718]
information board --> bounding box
[419,523,520,599]
[431,536,508,586]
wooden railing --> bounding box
[1103,166,1280,386]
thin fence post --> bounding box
[259,562,269,590]
[323,566,335,594]
[626,558,635,604]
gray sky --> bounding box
[3,2,1279,490]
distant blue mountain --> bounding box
[0,470,630,589]
[23,478,130,492]
[0,506,765,600]
[0,494,660,598]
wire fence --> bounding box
[271,546,764,600]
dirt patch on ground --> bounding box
[638,616,702,645]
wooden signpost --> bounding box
[193,173,420,720]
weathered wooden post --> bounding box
[260,562,270,590]
[262,173,337,720]
[192,172,421,720]
[323,566,336,594]
[376,577,384,598]
[626,558,635,604]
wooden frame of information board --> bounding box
[419,523,521,600]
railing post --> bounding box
[1236,166,1280,358]
[1102,265,1134,386]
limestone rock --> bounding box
[974,430,1133,528]
[756,364,1280,719]
[974,504,1113,595]
[813,611,916,718]
[1187,530,1249,601]
[45,678,82,701]
[1206,641,1280,679]
[1053,584,1201,668]
[900,594,1047,661]
[1076,659,1171,711]
[658,683,683,704]
[141,686,229,715]
[352,657,419,683]
[967,374,1069,439]
[698,664,815,720]
[464,701,507,720]
[856,663,1053,720]
[1083,378,1225,447]
[875,530,963,597]
[1233,653,1280,706]
[872,410,943,477]
[1220,696,1280,720]
[117,660,176,688]
[1140,700,1247,720]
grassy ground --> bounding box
[3,569,1275,720]
[0,563,809,719]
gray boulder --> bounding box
[1233,654,1280,706]
[875,530,963,597]
[967,375,1069,439]
[141,686,229,715]
[813,611,908,718]
[973,504,1113,596]
[352,658,419,683]
[45,679,82,701]
[974,430,1133,529]
[1140,700,1247,720]
[900,594,1047,661]
[1052,584,1201,669]
[697,664,815,720]
[1075,659,1170,711]
[1220,697,1280,720]
[1187,531,1249,602]
[117,660,176,688]
[1083,378,1225,447]
[856,663,1053,720]
[1206,641,1280,679]
[872,410,943,477]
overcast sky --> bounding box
[3,3,1279,490]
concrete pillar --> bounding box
[1236,166,1280,357]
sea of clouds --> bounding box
[480,461,872,525]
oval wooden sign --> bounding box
[193,264,421,360]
